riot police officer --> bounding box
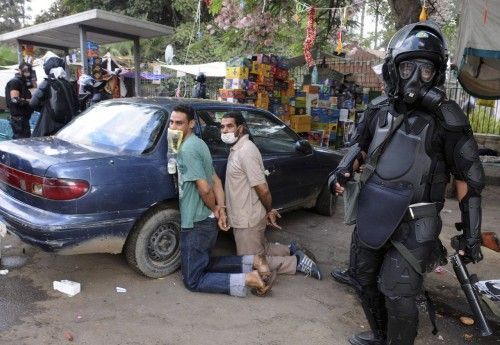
[5,62,33,139]
[192,72,207,99]
[329,21,484,345]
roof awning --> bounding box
[0,9,173,97]
[0,9,172,50]
[455,0,500,99]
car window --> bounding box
[57,102,167,155]
[195,109,229,155]
[241,110,298,154]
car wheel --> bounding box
[315,183,336,216]
[124,208,181,278]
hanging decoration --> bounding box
[295,0,365,65]
[419,0,428,21]
[336,31,343,55]
[303,6,317,67]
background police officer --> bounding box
[5,62,33,139]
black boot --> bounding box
[330,267,353,286]
[385,296,418,345]
[348,331,385,345]
[349,288,387,345]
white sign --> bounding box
[339,109,349,122]
[152,65,162,85]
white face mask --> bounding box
[221,132,238,145]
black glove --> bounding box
[10,97,29,106]
[328,167,350,194]
[451,233,483,264]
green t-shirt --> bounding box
[177,134,215,229]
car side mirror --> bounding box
[295,139,313,154]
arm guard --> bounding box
[443,102,485,263]
[327,143,362,192]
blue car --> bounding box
[0,98,340,278]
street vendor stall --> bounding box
[0,9,172,97]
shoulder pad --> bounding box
[438,100,469,131]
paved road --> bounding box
[0,186,499,345]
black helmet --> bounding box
[382,21,448,97]
[43,57,65,76]
[195,72,206,83]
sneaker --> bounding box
[295,249,322,280]
[289,240,317,262]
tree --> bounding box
[0,0,31,34]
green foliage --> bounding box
[469,108,500,135]
[208,0,223,15]
[0,45,17,66]
[0,0,31,33]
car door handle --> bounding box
[264,168,276,176]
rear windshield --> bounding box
[57,102,167,154]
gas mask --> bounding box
[167,128,184,154]
[20,68,33,88]
[398,59,436,104]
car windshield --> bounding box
[57,102,168,154]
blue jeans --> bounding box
[181,217,253,296]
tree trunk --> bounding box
[360,2,365,39]
[388,0,422,29]
[374,3,379,49]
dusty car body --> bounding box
[0,98,340,277]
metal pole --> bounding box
[79,25,88,75]
[64,48,70,78]
[133,37,141,97]
[16,40,23,65]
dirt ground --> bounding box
[0,186,499,345]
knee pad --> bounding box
[378,247,424,297]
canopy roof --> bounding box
[0,9,172,51]
[455,0,500,99]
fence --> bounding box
[445,78,500,135]
[139,76,223,99]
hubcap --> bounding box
[147,223,179,264]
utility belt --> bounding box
[404,202,442,222]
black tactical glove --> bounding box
[451,224,483,264]
[328,167,351,194]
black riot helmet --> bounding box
[43,56,66,76]
[195,72,206,83]
[382,21,448,100]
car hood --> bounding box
[0,137,114,176]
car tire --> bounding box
[315,184,336,216]
[124,208,181,278]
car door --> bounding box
[240,110,323,210]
